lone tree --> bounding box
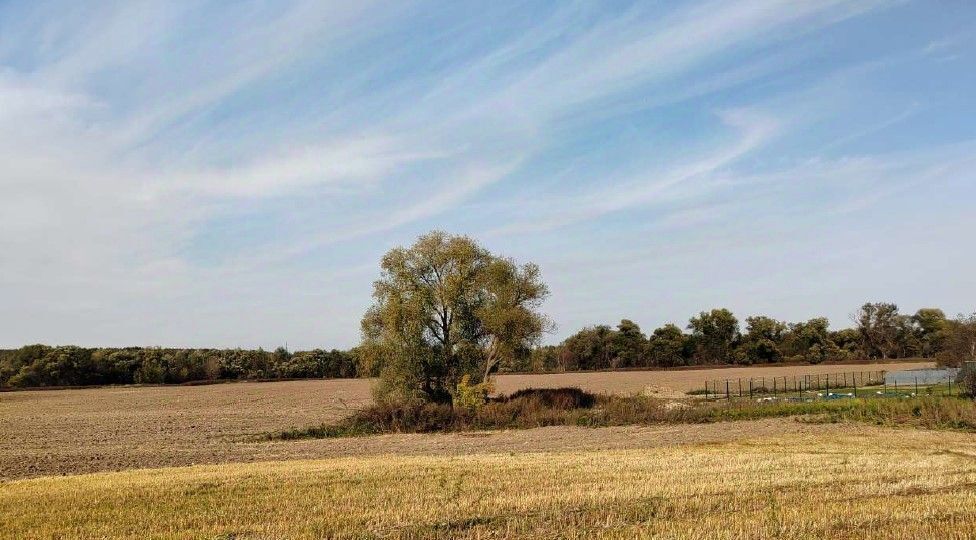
[360,231,550,404]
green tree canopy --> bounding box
[856,302,901,359]
[688,309,740,364]
[559,325,615,371]
[646,323,688,367]
[360,231,550,404]
[783,317,841,363]
[740,316,787,363]
[912,308,948,358]
[612,319,647,368]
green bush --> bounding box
[453,374,494,411]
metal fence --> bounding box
[703,369,964,401]
[703,370,887,401]
[885,367,960,385]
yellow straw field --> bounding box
[3,429,976,539]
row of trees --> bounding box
[528,304,976,372]
[0,346,357,388]
[3,308,973,390]
[3,232,974,399]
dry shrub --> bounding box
[499,387,596,409]
[475,388,597,429]
[275,387,600,438]
[271,389,976,441]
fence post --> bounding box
[853,375,857,398]
[915,376,919,396]
[726,381,730,402]
[739,378,743,398]
[773,377,777,396]
[949,375,952,396]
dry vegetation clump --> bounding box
[3,432,976,539]
[273,388,600,439]
[272,392,976,440]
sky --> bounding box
[1,0,975,350]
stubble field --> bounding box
[5,360,969,539]
[4,429,976,539]
[0,361,932,479]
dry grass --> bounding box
[3,430,976,539]
[0,362,934,479]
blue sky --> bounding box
[1,0,974,349]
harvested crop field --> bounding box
[4,428,976,539]
[0,362,931,479]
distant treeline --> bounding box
[0,346,357,388]
[2,302,974,389]
[526,303,976,373]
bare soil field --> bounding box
[0,362,932,480]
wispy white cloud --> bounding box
[487,109,780,235]
[166,136,445,198]
[2,0,970,348]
